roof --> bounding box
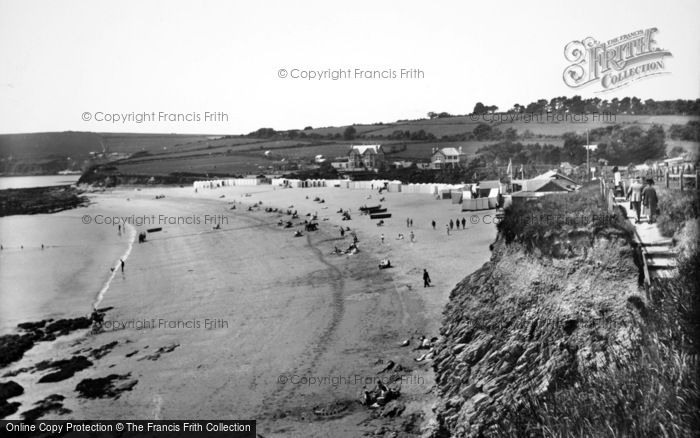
[511,191,550,198]
[527,178,572,192]
[533,170,578,186]
[350,145,382,155]
[436,147,462,157]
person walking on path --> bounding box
[613,166,623,197]
[423,269,431,287]
[120,259,125,273]
[626,177,644,224]
[642,178,658,224]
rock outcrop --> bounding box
[432,234,644,436]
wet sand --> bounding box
[0,184,496,436]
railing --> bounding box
[642,166,698,191]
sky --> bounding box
[1,0,699,135]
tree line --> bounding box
[471,96,699,116]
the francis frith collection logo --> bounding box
[563,28,672,92]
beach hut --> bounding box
[387,181,402,193]
[451,190,463,204]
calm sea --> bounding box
[0,174,81,190]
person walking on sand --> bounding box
[423,269,431,287]
[120,259,125,273]
[449,219,454,230]
[455,218,460,230]
[446,224,450,236]
[626,176,644,224]
[461,217,466,229]
[381,233,384,244]
[642,178,658,224]
[432,220,436,230]
[410,230,415,242]
[410,218,413,227]
[407,218,410,228]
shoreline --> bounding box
[0,184,497,436]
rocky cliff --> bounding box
[430,187,657,436]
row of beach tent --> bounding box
[193,178,262,190]
[193,178,502,211]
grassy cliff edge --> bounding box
[431,186,699,437]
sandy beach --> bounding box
[0,183,496,436]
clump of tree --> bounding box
[588,124,667,164]
[504,96,699,116]
[669,121,700,142]
[474,124,667,166]
[386,129,436,141]
[472,102,499,115]
[343,126,357,140]
[427,111,454,119]
[476,141,562,165]
[247,128,278,138]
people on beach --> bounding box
[642,178,658,224]
[446,225,450,235]
[455,218,460,230]
[461,217,466,229]
[120,258,125,273]
[380,233,384,244]
[410,218,413,227]
[431,220,436,230]
[410,231,415,242]
[340,227,345,237]
[626,177,644,224]
[423,269,431,287]
[449,219,454,230]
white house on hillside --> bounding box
[431,147,465,169]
